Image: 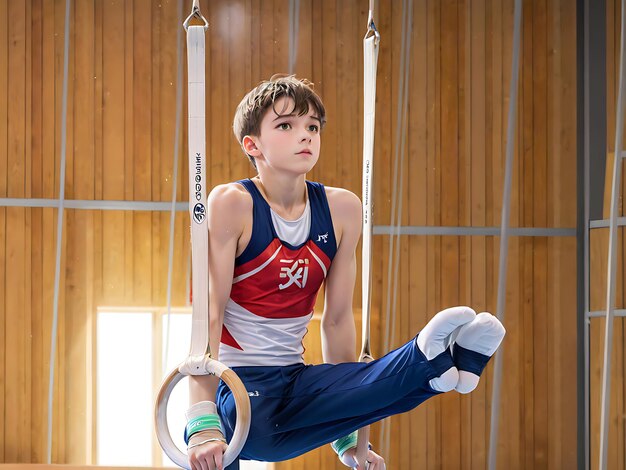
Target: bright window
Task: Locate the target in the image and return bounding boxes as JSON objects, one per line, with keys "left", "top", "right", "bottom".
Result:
{"left": 97, "top": 312, "right": 153, "bottom": 466}
{"left": 161, "top": 312, "right": 191, "bottom": 467}
{"left": 96, "top": 308, "right": 268, "bottom": 469}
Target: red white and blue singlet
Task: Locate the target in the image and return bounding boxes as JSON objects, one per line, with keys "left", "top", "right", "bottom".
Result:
{"left": 218, "top": 179, "right": 337, "bottom": 367}
{"left": 213, "top": 183, "right": 468, "bottom": 468}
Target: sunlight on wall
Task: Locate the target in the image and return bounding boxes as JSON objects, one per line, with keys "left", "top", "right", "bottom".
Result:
{"left": 97, "top": 312, "right": 153, "bottom": 466}
{"left": 97, "top": 310, "right": 267, "bottom": 469}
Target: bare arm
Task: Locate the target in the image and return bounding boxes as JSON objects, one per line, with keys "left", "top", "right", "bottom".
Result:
{"left": 323, "top": 189, "right": 386, "bottom": 468}
{"left": 321, "top": 188, "right": 363, "bottom": 364}
{"left": 189, "top": 183, "right": 249, "bottom": 405}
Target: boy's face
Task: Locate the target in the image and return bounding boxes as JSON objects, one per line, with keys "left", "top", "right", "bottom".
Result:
{"left": 245, "top": 97, "right": 321, "bottom": 175}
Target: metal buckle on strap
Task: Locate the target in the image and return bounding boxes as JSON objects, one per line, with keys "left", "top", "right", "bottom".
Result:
{"left": 183, "top": 0, "right": 209, "bottom": 31}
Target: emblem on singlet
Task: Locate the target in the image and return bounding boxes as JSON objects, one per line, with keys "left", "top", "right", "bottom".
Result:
{"left": 279, "top": 259, "right": 310, "bottom": 289}
{"left": 316, "top": 232, "right": 329, "bottom": 243}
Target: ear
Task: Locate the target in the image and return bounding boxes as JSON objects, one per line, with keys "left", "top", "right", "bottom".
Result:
{"left": 242, "top": 135, "right": 262, "bottom": 158}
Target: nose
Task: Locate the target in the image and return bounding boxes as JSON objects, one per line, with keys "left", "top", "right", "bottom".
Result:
{"left": 300, "top": 132, "right": 312, "bottom": 143}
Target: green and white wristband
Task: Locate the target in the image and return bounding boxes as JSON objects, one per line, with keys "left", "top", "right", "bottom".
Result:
{"left": 331, "top": 431, "right": 358, "bottom": 459}
{"left": 184, "top": 401, "right": 224, "bottom": 444}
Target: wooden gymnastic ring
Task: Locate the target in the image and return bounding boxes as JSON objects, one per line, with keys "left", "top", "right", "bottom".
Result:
{"left": 155, "top": 358, "right": 251, "bottom": 469}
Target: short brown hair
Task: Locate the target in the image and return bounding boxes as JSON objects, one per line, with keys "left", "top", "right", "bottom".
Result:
{"left": 233, "top": 74, "right": 327, "bottom": 169}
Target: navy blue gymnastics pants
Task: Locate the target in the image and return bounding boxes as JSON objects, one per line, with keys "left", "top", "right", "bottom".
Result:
{"left": 214, "top": 335, "right": 455, "bottom": 469}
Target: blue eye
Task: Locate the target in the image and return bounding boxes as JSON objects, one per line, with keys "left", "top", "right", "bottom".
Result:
{"left": 309, "top": 125, "right": 319, "bottom": 132}
{"left": 278, "top": 123, "right": 291, "bottom": 130}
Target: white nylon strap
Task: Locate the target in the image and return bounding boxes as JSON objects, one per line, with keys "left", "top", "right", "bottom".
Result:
{"left": 187, "top": 25, "right": 211, "bottom": 358}
{"left": 355, "top": 17, "right": 380, "bottom": 470}
{"left": 155, "top": 12, "right": 250, "bottom": 470}
{"left": 359, "top": 24, "right": 379, "bottom": 364}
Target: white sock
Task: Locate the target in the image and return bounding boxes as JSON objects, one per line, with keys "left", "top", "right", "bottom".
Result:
{"left": 429, "top": 367, "right": 460, "bottom": 393}
{"left": 417, "top": 306, "right": 476, "bottom": 392}
{"left": 453, "top": 312, "right": 506, "bottom": 394}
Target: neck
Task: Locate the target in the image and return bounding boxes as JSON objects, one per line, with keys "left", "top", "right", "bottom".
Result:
{"left": 253, "top": 170, "right": 307, "bottom": 215}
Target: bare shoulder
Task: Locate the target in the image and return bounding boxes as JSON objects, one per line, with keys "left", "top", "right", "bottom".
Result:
{"left": 324, "top": 187, "right": 362, "bottom": 247}
{"left": 207, "top": 183, "right": 252, "bottom": 237}
{"left": 325, "top": 186, "right": 362, "bottom": 216}
{"left": 208, "top": 182, "right": 251, "bottom": 214}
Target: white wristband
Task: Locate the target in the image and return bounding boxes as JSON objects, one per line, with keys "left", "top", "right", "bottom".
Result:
{"left": 187, "top": 437, "right": 227, "bottom": 450}
{"left": 186, "top": 400, "right": 218, "bottom": 421}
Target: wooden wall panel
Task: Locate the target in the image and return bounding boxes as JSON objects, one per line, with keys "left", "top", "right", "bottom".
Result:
{"left": 589, "top": 0, "right": 626, "bottom": 469}
{"left": 0, "top": 0, "right": 7, "bottom": 460}
{"left": 589, "top": 317, "right": 626, "bottom": 470}
{"left": 605, "top": 0, "right": 626, "bottom": 240}
{"left": 590, "top": 227, "right": 626, "bottom": 470}
{"left": 0, "top": 0, "right": 577, "bottom": 468}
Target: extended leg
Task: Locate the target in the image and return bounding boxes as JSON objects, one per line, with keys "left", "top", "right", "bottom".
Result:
{"left": 217, "top": 306, "right": 477, "bottom": 462}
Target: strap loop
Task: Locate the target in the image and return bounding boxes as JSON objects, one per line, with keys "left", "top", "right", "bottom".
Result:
{"left": 365, "top": 0, "right": 380, "bottom": 43}
{"left": 183, "top": 0, "right": 209, "bottom": 31}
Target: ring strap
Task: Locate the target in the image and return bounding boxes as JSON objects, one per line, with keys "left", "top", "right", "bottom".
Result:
{"left": 186, "top": 24, "right": 211, "bottom": 359}
{"left": 356, "top": 16, "right": 381, "bottom": 470}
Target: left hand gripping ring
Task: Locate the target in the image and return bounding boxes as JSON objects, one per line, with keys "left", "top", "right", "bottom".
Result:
{"left": 155, "top": 357, "right": 251, "bottom": 469}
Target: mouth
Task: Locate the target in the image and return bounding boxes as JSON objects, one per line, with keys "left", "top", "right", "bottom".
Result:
{"left": 297, "top": 150, "right": 312, "bottom": 156}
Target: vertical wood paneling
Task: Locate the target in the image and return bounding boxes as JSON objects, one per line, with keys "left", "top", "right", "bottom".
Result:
{"left": 0, "top": 0, "right": 7, "bottom": 459}
{"left": 6, "top": 0, "right": 28, "bottom": 462}
{"left": 132, "top": 0, "right": 152, "bottom": 306}
{"left": 28, "top": 6, "right": 44, "bottom": 460}
{"left": 228, "top": 1, "right": 249, "bottom": 182}
{"left": 590, "top": 0, "right": 626, "bottom": 468}
{"left": 589, "top": 316, "right": 626, "bottom": 470}
{"left": 590, "top": 233, "right": 626, "bottom": 469}
{"left": 154, "top": 0, "right": 174, "bottom": 307}
{"left": 467, "top": 0, "right": 489, "bottom": 467}
{"left": 0, "top": 206, "right": 5, "bottom": 462}
{"left": 0, "top": 0, "right": 7, "bottom": 200}
{"left": 208, "top": 1, "right": 227, "bottom": 189}
{"left": 29, "top": 0, "right": 45, "bottom": 457}
{"left": 41, "top": 0, "right": 54, "bottom": 201}
{"left": 101, "top": 0, "right": 125, "bottom": 305}
{"left": 440, "top": 1, "right": 462, "bottom": 467}
{"left": 316, "top": 0, "right": 337, "bottom": 190}
{"left": 408, "top": 1, "right": 429, "bottom": 465}
{"left": 65, "top": 1, "right": 95, "bottom": 461}
{"left": 0, "top": 0, "right": 577, "bottom": 468}
{"left": 6, "top": 208, "right": 28, "bottom": 461}
{"left": 534, "top": 0, "right": 549, "bottom": 466}
{"left": 428, "top": 3, "right": 443, "bottom": 466}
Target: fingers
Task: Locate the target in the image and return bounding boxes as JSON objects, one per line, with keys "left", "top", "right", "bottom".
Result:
{"left": 189, "top": 456, "right": 219, "bottom": 470}
{"left": 188, "top": 443, "right": 227, "bottom": 470}
{"left": 188, "top": 455, "right": 208, "bottom": 470}
{"left": 364, "top": 449, "right": 386, "bottom": 470}
{"left": 340, "top": 445, "right": 385, "bottom": 470}
{"left": 214, "top": 450, "right": 225, "bottom": 470}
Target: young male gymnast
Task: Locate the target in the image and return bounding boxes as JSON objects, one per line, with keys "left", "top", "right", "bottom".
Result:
{"left": 184, "top": 75, "right": 506, "bottom": 470}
